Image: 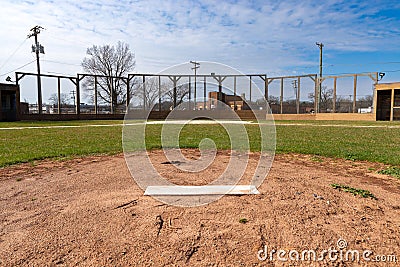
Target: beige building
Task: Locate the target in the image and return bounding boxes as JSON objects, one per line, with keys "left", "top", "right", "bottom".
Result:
{"left": 374, "top": 82, "right": 400, "bottom": 121}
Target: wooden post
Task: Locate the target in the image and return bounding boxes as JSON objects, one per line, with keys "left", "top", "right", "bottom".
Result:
{"left": 210, "top": 75, "right": 227, "bottom": 110}
{"left": 372, "top": 73, "right": 378, "bottom": 118}
{"left": 234, "top": 76, "right": 237, "bottom": 96}
{"left": 373, "top": 85, "right": 378, "bottom": 120}
{"left": 234, "top": 76, "right": 237, "bottom": 110}
{"left": 390, "top": 89, "right": 395, "bottom": 121}
{"left": 194, "top": 76, "right": 197, "bottom": 110}
{"left": 353, "top": 75, "right": 357, "bottom": 113}
{"left": 173, "top": 76, "right": 177, "bottom": 108}
{"left": 280, "top": 77, "right": 283, "bottom": 114}
{"left": 143, "top": 76, "right": 146, "bottom": 111}
{"left": 333, "top": 77, "right": 337, "bottom": 113}
{"left": 314, "top": 75, "right": 318, "bottom": 113}
{"left": 167, "top": 76, "right": 181, "bottom": 109}
{"left": 188, "top": 76, "right": 191, "bottom": 110}
{"left": 296, "top": 77, "right": 300, "bottom": 114}
{"left": 15, "top": 73, "right": 19, "bottom": 88}
{"left": 57, "top": 77, "right": 61, "bottom": 114}
{"left": 94, "top": 76, "right": 98, "bottom": 114}
{"left": 15, "top": 73, "right": 20, "bottom": 117}
{"left": 76, "top": 75, "right": 80, "bottom": 115}
{"left": 265, "top": 75, "right": 268, "bottom": 102}
{"left": 249, "top": 76, "right": 252, "bottom": 103}
{"left": 125, "top": 77, "right": 129, "bottom": 113}
{"left": 110, "top": 77, "right": 115, "bottom": 115}
{"left": 204, "top": 76, "right": 207, "bottom": 110}
{"left": 16, "top": 85, "right": 21, "bottom": 120}
{"left": 158, "top": 76, "right": 162, "bottom": 111}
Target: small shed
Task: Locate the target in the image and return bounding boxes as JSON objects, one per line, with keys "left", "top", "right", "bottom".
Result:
{"left": 0, "top": 83, "right": 20, "bottom": 121}
{"left": 374, "top": 82, "right": 400, "bottom": 121}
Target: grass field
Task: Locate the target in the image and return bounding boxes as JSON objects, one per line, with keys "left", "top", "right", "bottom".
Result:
{"left": 1, "top": 120, "right": 400, "bottom": 167}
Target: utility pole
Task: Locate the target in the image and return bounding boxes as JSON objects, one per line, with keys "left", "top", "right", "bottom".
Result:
{"left": 190, "top": 61, "right": 200, "bottom": 110}
{"left": 316, "top": 42, "right": 324, "bottom": 113}
{"left": 28, "top": 26, "right": 45, "bottom": 114}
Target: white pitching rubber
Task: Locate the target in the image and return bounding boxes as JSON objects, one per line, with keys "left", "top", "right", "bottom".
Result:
{"left": 144, "top": 185, "right": 259, "bottom": 196}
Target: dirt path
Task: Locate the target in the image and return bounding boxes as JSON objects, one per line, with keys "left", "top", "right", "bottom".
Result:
{"left": 1, "top": 151, "right": 399, "bottom": 266}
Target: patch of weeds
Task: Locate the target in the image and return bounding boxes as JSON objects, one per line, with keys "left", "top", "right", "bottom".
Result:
{"left": 311, "top": 156, "right": 323, "bottom": 162}
{"left": 345, "top": 153, "right": 358, "bottom": 161}
{"left": 378, "top": 167, "right": 400, "bottom": 179}
{"left": 367, "top": 167, "right": 376, "bottom": 171}
{"left": 16, "top": 177, "right": 23, "bottom": 182}
{"left": 239, "top": 218, "right": 248, "bottom": 224}
{"left": 331, "top": 184, "right": 377, "bottom": 200}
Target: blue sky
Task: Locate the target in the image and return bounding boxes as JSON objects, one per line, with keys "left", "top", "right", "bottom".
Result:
{"left": 1, "top": 0, "right": 400, "bottom": 102}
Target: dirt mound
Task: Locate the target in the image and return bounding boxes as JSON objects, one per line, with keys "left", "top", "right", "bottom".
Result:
{"left": 1, "top": 151, "right": 399, "bottom": 266}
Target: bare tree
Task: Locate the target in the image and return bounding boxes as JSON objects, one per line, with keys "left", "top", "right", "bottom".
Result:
{"left": 335, "top": 96, "right": 354, "bottom": 113}
{"left": 48, "top": 93, "right": 70, "bottom": 106}
{"left": 132, "top": 79, "right": 190, "bottom": 110}
{"left": 309, "top": 86, "right": 333, "bottom": 112}
{"left": 164, "top": 83, "right": 190, "bottom": 108}
{"left": 267, "top": 95, "right": 280, "bottom": 105}
{"left": 132, "top": 77, "right": 164, "bottom": 110}
{"left": 358, "top": 95, "right": 373, "bottom": 108}
{"left": 81, "top": 41, "right": 135, "bottom": 111}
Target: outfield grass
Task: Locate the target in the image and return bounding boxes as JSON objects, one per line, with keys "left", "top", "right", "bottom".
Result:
{"left": 274, "top": 120, "right": 400, "bottom": 126}
{"left": 0, "top": 120, "right": 124, "bottom": 128}
{"left": 1, "top": 126, "right": 122, "bottom": 166}
{"left": 1, "top": 120, "right": 400, "bottom": 167}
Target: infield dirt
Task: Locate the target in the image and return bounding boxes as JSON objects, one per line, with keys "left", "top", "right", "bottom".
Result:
{"left": 1, "top": 150, "right": 399, "bottom": 266}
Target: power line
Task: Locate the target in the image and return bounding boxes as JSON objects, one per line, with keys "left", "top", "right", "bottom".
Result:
{"left": 277, "top": 61, "right": 400, "bottom": 75}
{"left": 0, "top": 60, "right": 36, "bottom": 77}
{"left": 324, "top": 61, "right": 400, "bottom": 67}
{"left": 0, "top": 38, "right": 28, "bottom": 71}
{"left": 323, "top": 69, "right": 400, "bottom": 76}
{"left": 45, "top": 71, "right": 77, "bottom": 76}
{"left": 275, "top": 66, "right": 400, "bottom": 77}
{"left": 380, "top": 69, "right": 400, "bottom": 73}
{"left": 42, "top": 59, "right": 81, "bottom": 67}
{"left": 45, "top": 30, "right": 90, "bottom": 47}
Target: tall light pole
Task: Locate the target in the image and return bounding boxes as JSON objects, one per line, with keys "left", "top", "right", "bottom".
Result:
{"left": 316, "top": 42, "right": 324, "bottom": 113}
{"left": 190, "top": 61, "right": 200, "bottom": 110}
{"left": 28, "top": 26, "right": 45, "bottom": 114}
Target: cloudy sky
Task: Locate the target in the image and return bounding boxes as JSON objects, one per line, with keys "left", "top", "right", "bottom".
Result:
{"left": 1, "top": 0, "right": 400, "bottom": 101}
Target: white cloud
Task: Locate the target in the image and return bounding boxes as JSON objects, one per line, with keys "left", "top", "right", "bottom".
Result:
{"left": 0, "top": 0, "right": 399, "bottom": 99}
